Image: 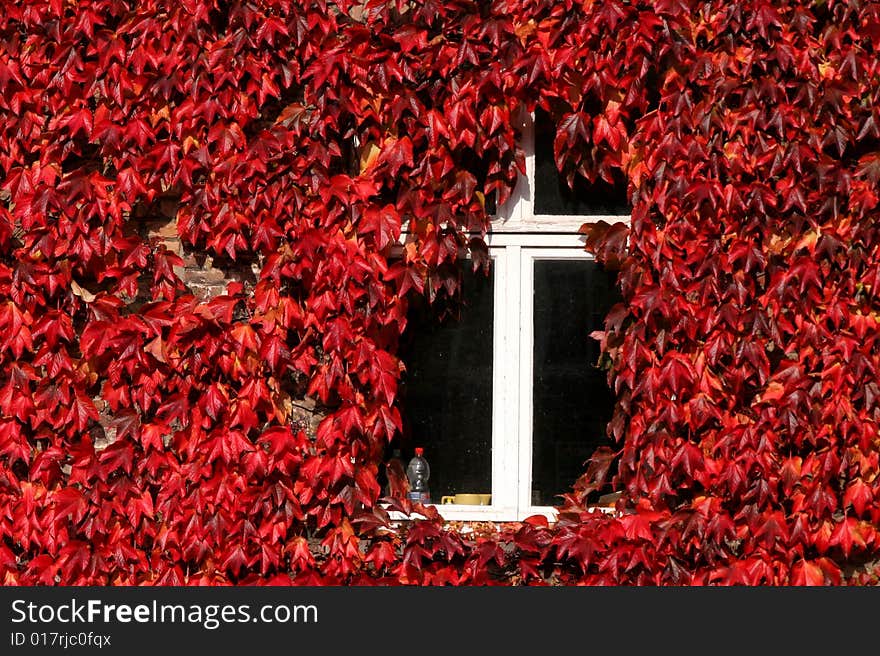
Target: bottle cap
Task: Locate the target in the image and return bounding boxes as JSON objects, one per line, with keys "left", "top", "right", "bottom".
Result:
{"left": 415, "top": 447, "right": 424, "bottom": 456}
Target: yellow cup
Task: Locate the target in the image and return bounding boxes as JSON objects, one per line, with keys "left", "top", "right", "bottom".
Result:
{"left": 441, "top": 493, "right": 490, "bottom": 505}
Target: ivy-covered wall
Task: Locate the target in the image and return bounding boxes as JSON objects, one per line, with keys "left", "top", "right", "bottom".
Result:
{"left": 2, "top": 0, "right": 879, "bottom": 585}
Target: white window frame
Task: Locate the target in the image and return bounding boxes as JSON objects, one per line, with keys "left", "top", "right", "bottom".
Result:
{"left": 398, "top": 112, "right": 629, "bottom": 522}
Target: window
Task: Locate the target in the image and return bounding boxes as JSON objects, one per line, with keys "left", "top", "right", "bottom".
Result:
{"left": 398, "top": 264, "right": 495, "bottom": 505}
{"left": 396, "top": 111, "right": 629, "bottom": 521}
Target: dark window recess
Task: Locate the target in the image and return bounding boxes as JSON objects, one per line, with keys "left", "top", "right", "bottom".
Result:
{"left": 534, "top": 108, "right": 630, "bottom": 216}
{"left": 531, "top": 259, "right": 619, "bottom": 506}
{"left": 457, "top": 147, "right": 497, "bottom": 215}
{"left": 395, "top": 263, "right": 494, "bottom": 501}
{"left": 485, "top": 190, "right": 497, "bottom": 215}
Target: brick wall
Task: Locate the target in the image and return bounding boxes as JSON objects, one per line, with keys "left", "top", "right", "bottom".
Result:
{"left": 136, "top": 193, "right": 260, "bottom": 301}
{"left": 87, "top": 197, "right": 327, "bottom": 450}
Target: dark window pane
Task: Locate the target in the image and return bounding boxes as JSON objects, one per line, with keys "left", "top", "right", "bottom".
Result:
{"left": 534, "top": 108, "right": 630, "bottom": 215}
{"left": 396, "top": 264, "right": 493, "bottom": 502}
{"left": 485, "top": 191, "right": 497, "bottom": 216}
{"left": 531, "top": 259, "right": 619, "bottom": 506}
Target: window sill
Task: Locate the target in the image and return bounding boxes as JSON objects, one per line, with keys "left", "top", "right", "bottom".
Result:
{"left": 385, "top": 504, "right": 616, "bottom": 524}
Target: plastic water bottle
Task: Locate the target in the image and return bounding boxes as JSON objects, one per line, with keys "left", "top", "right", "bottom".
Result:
{"left": 406, "top": 447, "right": 431, "bottom": 504}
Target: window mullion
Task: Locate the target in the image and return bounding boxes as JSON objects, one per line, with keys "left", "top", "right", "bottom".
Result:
{"left": 492, "top": 245, "right": 520, "bottom": 515}
{"left": 516, "top": 247, "right": 534, "bottom": 517}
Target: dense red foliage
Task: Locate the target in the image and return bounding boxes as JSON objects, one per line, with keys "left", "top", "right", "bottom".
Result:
{"left": 2, "top": 0, "right": 879, "bottom": 585}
